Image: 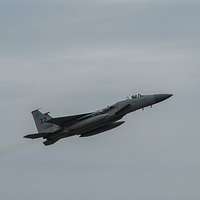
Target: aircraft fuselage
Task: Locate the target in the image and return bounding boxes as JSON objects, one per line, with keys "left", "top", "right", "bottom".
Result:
{"left": 24, "top": 93, "right": 173, "bottom": 145}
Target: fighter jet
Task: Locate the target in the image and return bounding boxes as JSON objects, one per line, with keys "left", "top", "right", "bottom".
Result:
{"left": 24, "top": 93, "right": 173, "bottom": 146}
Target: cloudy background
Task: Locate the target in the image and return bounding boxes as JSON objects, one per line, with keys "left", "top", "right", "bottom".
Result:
{"left": 0, "top": 0, "right": 200, "bottom": 199}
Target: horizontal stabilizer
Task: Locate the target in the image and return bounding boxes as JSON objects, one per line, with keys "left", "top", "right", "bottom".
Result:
{"left": 24, "top": 132, "right": 50, "bottom": 139}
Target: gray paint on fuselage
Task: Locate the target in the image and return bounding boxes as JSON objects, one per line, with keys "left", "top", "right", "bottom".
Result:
{"left": 24, "top": 94, "right": 173, "bottom": 145}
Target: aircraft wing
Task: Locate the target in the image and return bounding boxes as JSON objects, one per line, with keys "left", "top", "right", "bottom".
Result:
{"left": 47, "top": 113, "right": 93, "bottom": 127}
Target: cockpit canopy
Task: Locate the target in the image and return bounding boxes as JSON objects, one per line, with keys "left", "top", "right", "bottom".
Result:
{"left": 130, "top": 93, "right": 144, "bottom": 99}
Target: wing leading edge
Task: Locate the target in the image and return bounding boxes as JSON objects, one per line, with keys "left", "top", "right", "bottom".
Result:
{"left": 47, "top": 113, "right": 93, "bottom": 127}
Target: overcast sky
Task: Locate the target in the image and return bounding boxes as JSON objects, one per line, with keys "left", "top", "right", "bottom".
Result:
{"left": 0, "top": 0, "right": 200, "bottom": 199}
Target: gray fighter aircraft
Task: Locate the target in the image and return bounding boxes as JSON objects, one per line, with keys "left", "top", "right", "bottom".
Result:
{"left": 24, "top": 93, "right": 173, "bottom": 145}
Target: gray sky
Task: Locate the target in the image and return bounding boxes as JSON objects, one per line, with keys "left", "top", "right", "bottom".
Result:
{"left": 0, "top": 0, "right": 200, "bottom": 199}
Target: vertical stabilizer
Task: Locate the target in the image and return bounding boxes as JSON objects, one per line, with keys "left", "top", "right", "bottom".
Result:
{"left": 32, "top": 110, "right": 60, "bottom": 133}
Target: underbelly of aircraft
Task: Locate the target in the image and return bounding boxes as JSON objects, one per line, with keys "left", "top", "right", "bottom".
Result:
{"left": 67, "top": 114, "right": 112, "bottom": 133}
{"left": 80, "top": 121, "right": 125, "bottom": 137}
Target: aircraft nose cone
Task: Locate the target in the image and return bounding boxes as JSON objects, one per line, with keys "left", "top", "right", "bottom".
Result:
{"left": 154, "top": 94, "right": 173, "bottom": 104}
